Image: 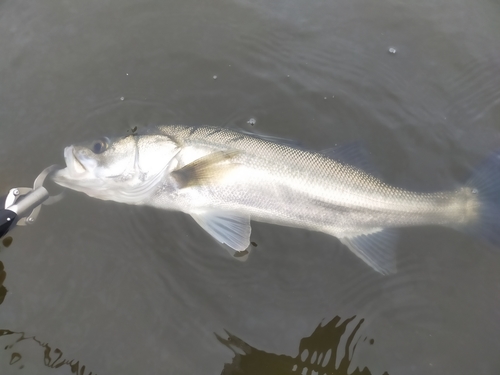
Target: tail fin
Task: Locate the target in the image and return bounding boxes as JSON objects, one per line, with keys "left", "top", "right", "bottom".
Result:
{"left": 465, "top": 151, "right": 500, "bottom": 246}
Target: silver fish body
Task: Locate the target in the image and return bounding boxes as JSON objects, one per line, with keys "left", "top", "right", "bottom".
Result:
{"left": 52, "top": 125, "right": 491, "bottom": 274}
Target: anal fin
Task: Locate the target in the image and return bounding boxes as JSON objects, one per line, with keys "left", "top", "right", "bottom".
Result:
{"left": 339, "top": 228, "right": 398, "bottom": 275}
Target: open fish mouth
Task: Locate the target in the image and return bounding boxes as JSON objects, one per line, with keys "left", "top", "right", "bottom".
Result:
{"left": 71, "top": 147, "right": 87, "bottom": 173}
{"left": 51, "top": 146, "right": 91, "bottom": 187}
{"left": 51, "top": 146, "right": 107, "bottom": 194}
{"left": 63, "top": 146, "right": 88, "bottom": 175}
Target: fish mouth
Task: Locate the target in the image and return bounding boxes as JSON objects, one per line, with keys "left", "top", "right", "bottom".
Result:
{"left": 52, "top": 146, "right": 104, "bottom": 192}
{"left": 63, "top": 146, "right": 87, "bottom": 175}
{"left": 72, "top": 147, "right": 87, "bottom": 173}
{"left": 51, "top": 146, "right": 89, "bottom": 186}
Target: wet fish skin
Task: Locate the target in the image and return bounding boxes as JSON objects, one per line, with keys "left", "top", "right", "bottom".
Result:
{"left": 52, "top": 125, "right": 493, "bottom": 274}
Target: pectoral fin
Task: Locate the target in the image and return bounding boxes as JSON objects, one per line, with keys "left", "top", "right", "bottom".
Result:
{"left": 339, "top": 228, "right": 398, "bottom": 275}
{"left": 191, "top": 210, "right": 251, "bottom": 251}
{"left": 171, "top": 151, "right": 240, "bottom": 188}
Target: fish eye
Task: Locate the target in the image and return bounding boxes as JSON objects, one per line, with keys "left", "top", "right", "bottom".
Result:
{"left": 91, "top": 137, "right": 110, "bottom": 154}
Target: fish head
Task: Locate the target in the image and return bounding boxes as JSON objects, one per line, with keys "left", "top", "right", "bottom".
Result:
{"left": 52, "top": 134, "right": 180, "bottom": 203}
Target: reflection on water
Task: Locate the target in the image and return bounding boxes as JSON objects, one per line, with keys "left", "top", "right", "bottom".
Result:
{"left": 1, "top": 257, "right": 372, "bottom": 375}
{"left": 0, "top": 330, "right": 95, "bottom": 375}
{"left": 0, "top": 262, "right": 94, "bottom": 374}
{"left": 0, "top": 261, "right": 382, "bottom": 375}
{"left": 2, "top": 237, "right": 13, "bottom": 248}
{"left": 0, "top": 317, "right": 385, "bottom": 375}
{"left": 0, "top": 261, "right": 6, "bottom": 305}
{"left": 217, "top": 315, "right": 388, "bottom": 375}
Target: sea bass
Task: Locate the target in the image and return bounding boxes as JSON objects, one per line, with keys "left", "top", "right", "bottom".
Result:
{"left": 52, "top": 125, "right": 499, "bottom": 274}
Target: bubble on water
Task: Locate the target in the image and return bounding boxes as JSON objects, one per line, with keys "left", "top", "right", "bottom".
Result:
{"left": 324, "top": 97, "right": 327, "bottom": 100}
{"left": 388, "top": 47, "right": 397, "bottom": 54}
{"left": 213, "top": 75, "right": 218, "bottom": 80}
{"left": 247, "top": 118, "right": 256, "bottom": 126}
{"left": 287, "top": 74, "right": 290, "bottom": 77}
{"left": 120, "top": 97, "right": 124, "bottom": 101}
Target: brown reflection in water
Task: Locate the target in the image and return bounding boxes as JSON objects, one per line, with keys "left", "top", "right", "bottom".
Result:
{"left": 0, "top": 330, "right": 96, "bottom": 374}
{"left": 2, "top": 236, "right": 13, "bottom": 248}
{"left": 0, "top": 262, "right": 95, "bottom": 374}
{"left": 0, "top": 259, "right": 384, "bottom": 374}
{"left": 217, "top": 315, "right": 388, "bottom": 375}
{"left": 0, "top": 237, "right": 13, "bottom": 304}
{"left": 0, "top": 261, "right": 7, "bottom": 305}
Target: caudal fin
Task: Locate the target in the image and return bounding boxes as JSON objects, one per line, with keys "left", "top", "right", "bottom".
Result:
{"left": 465, "top": 151, "right": 500, "bottom": 246}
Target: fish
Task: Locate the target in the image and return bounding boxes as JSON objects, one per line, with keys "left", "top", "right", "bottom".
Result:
{"left": 51, "top": 125, "right": 500, "bottom": 274}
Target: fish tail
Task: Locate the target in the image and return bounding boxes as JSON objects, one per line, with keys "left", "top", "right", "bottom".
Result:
{"left": 464, "top": 151, "right": 500, "bottom": 246}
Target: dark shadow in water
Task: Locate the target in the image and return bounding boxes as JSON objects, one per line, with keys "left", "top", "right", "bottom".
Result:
{"left": 2, "top": 236, "right": 13, "bottom": 248}
{"left": 0, "top": 260, "right": 385, "bottom": 375}
{"left": 0, "top": 329, "right": 96, "bottom": 374}
{"left": 0, "top": 261, "right": 95, "bottom": 374}
{"left": 217, "top": 315, "right": 388, "bottom": 375}
{"left": 0, "top": 261, "right": 7, "bottom": 305}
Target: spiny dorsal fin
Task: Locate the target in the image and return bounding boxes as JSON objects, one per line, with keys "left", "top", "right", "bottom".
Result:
{"left": 171, "top": 150, "right": 240, "bottom": 188}
{"left": 238, "top": 129, "right": 303, "bottom": 147}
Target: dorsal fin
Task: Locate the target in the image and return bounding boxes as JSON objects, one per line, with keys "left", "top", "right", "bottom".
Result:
{"left": 237, "top": 129, "right": 302, "bottom": 147}
{"left": 322, "top": 142, "right": 379, "bottom": 177}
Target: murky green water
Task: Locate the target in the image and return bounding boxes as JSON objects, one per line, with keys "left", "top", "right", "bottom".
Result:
{"left": 1, "top": 0, "right": 499, "bottom": 374}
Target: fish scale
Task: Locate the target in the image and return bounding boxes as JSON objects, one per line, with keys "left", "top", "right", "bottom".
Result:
{"left": 154, "top": 125, "right": 473, "bottom": 227}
